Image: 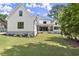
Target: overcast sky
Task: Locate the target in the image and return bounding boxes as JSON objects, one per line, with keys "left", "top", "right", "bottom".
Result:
{"left": 0, "top": 3, "right": 67, "bottom": 18}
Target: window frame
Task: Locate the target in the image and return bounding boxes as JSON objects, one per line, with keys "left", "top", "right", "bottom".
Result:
{"left": 19, "top": 10, "right": 23, "bottom": 16}
{"left": 43, "top": 21, "right": 47, "bottom": 24}
{"left": 55, "top": 22, "right": 57, "bottom": 25}
{"left": 54, "top": 26, "right": 60, "bottom": 30}
{"left": 17, "top": 22, "right": 24, "bottom": 29}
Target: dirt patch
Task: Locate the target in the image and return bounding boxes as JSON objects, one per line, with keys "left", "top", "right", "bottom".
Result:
{"left": 64, "top": 39, "right": 79, "bottom": 48}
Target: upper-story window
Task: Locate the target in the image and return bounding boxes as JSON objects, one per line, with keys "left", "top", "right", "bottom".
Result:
{"left": 43, "top": 21, "right": 47, "bottom": 24}
{"left": 19, "top": 10, "right": 23, "bottom": 16}
{"left": 55, "top": 22, "right": 57, "bottom": 25}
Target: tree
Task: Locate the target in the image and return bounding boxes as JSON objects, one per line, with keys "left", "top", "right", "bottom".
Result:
{"left": 0, "top": 14, "right": 7, "bottom": 28}
{"left": 48, "top": 4, "right": 65, "bottom": 35}
{"left": 48, "top": 5, "right": 65, "bottom": 20}
{"left": 58, "top": 3, "right": 79, "bottom": 40}
{"left": 0, "top": 14, "right": 7, "bottom": 21}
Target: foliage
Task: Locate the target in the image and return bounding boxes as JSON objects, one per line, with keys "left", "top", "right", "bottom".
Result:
{"left": 48, "top": 3, "right": 79, "bottom": 40}
{"left": 58, "top": 3, "right": 79, "bottom": 39}
{"left": 48, "top": 5, "right": 65, "bottom": 20}
{"left": 0, "top": 14, "right": 7, "bottom": 21}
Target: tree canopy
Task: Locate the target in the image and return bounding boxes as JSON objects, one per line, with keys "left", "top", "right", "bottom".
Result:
{"left": 48, "top": 4, "right": 65, "bottom": 20}
{"left": 48, "top": 3, "right": 79, "bottom": 40}
{"left": 0, "top": 14, "right": 7, "bottom": 21}
{"left": 58, "top": 3, "right": 79, "bottom": 40}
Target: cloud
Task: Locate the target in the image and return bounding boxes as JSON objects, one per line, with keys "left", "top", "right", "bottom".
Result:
{"left": 26, "top": 3, "right": 52, "bottom": 11}
{"left": 0, "top": 4, "right": 3, "bottom": 9}
{"left": 0, "top": 3, "right": 51, "bottom": 17}
{"left": 0, "top": 11, "right": 9, "bottom": 15}
{"left": 26, "top": 3, "right": 51, "bottom": 8}
{"left": 26, "top": 3, "right": 39, "bottom": 8}
{"left": 31, "top": 3, "right": 37, "bottom": 8}
{"left": 2, "top": 5, "right": 13, "bottom": 11}
{"left": 37, "top": 12, "right": 41, "bottom": 15}
{"left": 27, "top": 9, "right": 31, "bottom": 12}
{"left": 41, "top": 3, "right": 50, "bottom": 8}
{"left": 46, "top": 5, "right": 52, "bottom": 11}
{"left": 0, "top": 4, "right": 13, "bottom": 15}
{"left": 41, "top": 3, "right": 52, "bottom": 11}
{"left": 0, "top": 3, "right": 11, "bottom": 5}
{"left": 26, "top": 3, "right": 32, "bottom": 7}
{"left": 43, "top": 13, "right": 47, "bottom": 17}
{"left": 26, "top": 3, "right": 51, "bottom": 17}
{"left": 27, "top": 9, "right": 34, "bottom": 14}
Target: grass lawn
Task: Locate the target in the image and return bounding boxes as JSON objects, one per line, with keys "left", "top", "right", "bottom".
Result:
{"left": 0, "top": 32, "right": 79, "bottom": 56}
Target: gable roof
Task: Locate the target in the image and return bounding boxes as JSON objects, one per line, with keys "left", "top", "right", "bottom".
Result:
{"left": 36, "top": 15, "right": 51, "bottom": 20}
{"left": 6, "top": 4, "right": 36, "bottom": 20}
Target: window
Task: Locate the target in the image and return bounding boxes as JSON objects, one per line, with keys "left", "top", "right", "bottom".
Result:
{"left": 54, "top": 27, "right": 60, "bottom": 30}
{"left": 19, "top": 10, "right": 23, "bottom": 16}
{"left": 55, "top": 22, "right": 57, "bottom": 25}
{"left": 17, "top": 22, "right": 24, "bottom": 29}
{"left": 43, "top": 21, "right": 46, "bottom": 24}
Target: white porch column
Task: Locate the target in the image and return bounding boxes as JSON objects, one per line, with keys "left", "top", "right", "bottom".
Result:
{"left": 48, "top": 25, "right": 50, "bottom": 32}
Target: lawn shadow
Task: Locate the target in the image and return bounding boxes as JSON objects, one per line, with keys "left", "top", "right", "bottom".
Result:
{"left": 45, "top": 36, "right": 79, "bottom": 56}
{"left": 46, "top": 36, "right": 73, "bottom": 48}
{"left": 0, "top": 42, "right": 74, "bottom": 56}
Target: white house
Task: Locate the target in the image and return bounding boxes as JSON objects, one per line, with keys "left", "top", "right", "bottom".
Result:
{"left": 37, "top": 17, "right": 51, "bottom": 32}
{"left": 37, "top": 17, "right": 61, "bottom": 34}
{"left": 6, "top": 4, "right": 37, "bottom": 36}
{"left": 50, "top": 20, "right": 61, "bottom": 34}
{"left": 5, "top": 4, "right": 61, "bottom": 36}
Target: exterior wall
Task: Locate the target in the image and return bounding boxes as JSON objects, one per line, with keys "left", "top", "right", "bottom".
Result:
{"left": 37, "top": 19, "right": 61, "bottom": 33}
{"left": 52, "top": 20, "right": 61, "bottom": 33}
{"left": 37, "top": 19, "right": 51, "bottom": 32}
{"left": 53, "top": 26, "right": 61, "bottom": 33}
{"left": 37, "top": 20, "right": 51, "bottom": 26}
{"left": 7, "top": 5, "right": 37, "bottom": 36}
{"left": 7, "top": 31, "right": 34, "bottom": 36}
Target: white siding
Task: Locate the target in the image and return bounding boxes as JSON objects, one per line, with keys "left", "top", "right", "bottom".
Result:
{"left": 52, "top": 20, "right": 61, "bottom": 33}
{"left": 7, "top": 5, "right": 35, "bottom": 32}
{"left": 38, "top": 20, "right": 51, "bottom": 25}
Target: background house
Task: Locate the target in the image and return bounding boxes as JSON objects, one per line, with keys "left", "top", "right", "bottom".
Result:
{"left": 37, "top": 16, "right": 61, "bottom": 34}
{"left": 37, "top": 16, "right": 51, "bottom": 33}
{"left": 50, "top": 20, "right": 61, "bottom": 34}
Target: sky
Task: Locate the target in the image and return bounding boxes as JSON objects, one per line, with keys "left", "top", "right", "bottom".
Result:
{"left": 0, "top": 3, "right": 67, "bottom": 19}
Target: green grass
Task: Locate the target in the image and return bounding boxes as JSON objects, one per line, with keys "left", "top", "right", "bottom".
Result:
{"left": 0, "top": 32, "right": 79, "bottom": 56}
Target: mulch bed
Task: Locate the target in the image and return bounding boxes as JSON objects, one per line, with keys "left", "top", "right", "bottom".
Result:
{"left": 64, "top": 38, "right": 79, "bottom": 48}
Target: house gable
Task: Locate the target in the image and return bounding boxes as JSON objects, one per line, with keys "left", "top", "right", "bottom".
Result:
{"left": 7, "top": 4, "right": 36, "bottom": 32}
{"left": 6, "top": 4, "right": 35, "bottom": 21}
